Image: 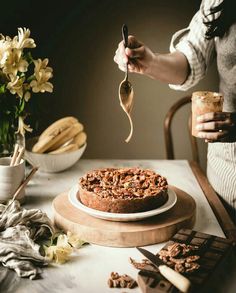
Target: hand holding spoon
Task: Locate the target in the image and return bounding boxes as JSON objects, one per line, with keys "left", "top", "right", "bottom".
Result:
{"left": 119, "top": 24, "right": 134, "bottom": 143}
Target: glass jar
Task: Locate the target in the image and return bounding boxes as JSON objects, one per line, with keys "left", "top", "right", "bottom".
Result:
{"left": 0, "top": 92, "right": 26, "bottom": 157}
{"left": 191, "top": 91, "right": 224, "bottom": 137}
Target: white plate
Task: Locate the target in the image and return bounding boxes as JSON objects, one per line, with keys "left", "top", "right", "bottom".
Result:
{"left": 68, "top": 185, "right": 177, "bottom": 222}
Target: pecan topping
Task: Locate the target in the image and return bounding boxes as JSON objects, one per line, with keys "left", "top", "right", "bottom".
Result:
{"left": 80, "top": 167, "right": 168, "bottom": 199}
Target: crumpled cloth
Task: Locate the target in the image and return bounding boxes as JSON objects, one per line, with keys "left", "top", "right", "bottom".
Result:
{"left": 0, "top": 200, "right": 54, "bottom": 279}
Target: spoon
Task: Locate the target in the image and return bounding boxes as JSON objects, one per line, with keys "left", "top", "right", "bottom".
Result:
{"left": 119, "top": 24, "right": 134, "bottom": 143}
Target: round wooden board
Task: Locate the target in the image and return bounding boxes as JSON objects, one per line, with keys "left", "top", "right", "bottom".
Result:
{"left": 52, "top": 186, "right": 196, "bottom": 247}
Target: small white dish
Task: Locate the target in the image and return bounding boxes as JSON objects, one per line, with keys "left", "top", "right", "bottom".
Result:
{"left": 68, "top": 185, "right": 177, "bottom": 222}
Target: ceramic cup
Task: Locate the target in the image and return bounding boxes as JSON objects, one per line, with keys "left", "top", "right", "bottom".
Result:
{"left": 0, "top": 157, "right": 25, "bottom": 203}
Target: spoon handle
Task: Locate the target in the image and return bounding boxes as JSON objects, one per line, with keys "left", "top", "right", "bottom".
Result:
{"left": 122, "top": 24, "right": 128, "bottom": 47}
{"left": 122, "top": 24, "right": 129, "bottom": 80}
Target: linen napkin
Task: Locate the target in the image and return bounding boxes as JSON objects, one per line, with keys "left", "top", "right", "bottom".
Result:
{"left": 0, "top": 200, "right": 54, "bottom": 279}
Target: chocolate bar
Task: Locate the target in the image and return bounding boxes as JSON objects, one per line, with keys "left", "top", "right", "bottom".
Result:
{"left": 137, "top": 229, "right": 233, "bottom": 292}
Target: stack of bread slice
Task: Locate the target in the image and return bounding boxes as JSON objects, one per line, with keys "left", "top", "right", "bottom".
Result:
{"left": 32, "top": 116, "right": 87, "bottom": 154}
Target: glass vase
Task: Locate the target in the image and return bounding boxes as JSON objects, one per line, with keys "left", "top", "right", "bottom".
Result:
{"left": 0, "top": 119, "right": 17, "bottom": 157}
{"left": 0, "top": 119, "right": 25, "bottom": 158}
{"left": 0, "top": 93, "right": 25, "bottom": 157}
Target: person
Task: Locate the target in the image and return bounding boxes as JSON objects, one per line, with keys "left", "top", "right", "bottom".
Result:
{"left": 114, "top": 0, "right": 236, "bottom": 223}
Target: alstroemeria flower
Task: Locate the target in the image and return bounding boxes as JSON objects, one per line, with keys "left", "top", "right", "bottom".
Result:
{"left": 30, "top": 58, "right": 53, "bottom": 93}
{"left": 45, "top": 245, "right": 73, "bottom": 264}
{"left": 0, "top": 38, "right": 12, "bottom": 68}
{"left": 7, "top": 75, "right": 25, "bottom": 98}
{"left": 16, "top": 116, "right": 32, "bottom": 136}
{"left": 67, "top": 231, "right": 87, "bottom": 249}
{"left": 34, "top": 58, "right": 52, "bottom": 74}
{"left": 24, "top": 91, "right": 31, "bottom": 102}
{"left": 0, "top": 28, "right": 53, "bottom": 145}
{"left": 44, "top": 234, "right": 73, "bottom": 264}
{"left": 2, "top": 48, "right": 28, "bottom": 76}
{"left": 13, "top": 27, "right": 36, "bottom": 49}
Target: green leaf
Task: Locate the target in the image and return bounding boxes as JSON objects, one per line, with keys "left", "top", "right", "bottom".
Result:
{"left": 19, "top": 98, "right": 25, "bottom": 112}
{"left": 27, "top": 75, "right": 35, "bottom": 82}
{"left": 15, "top": 98, "right": 25, "bottom": 117}
{"left": 0, "top": 84, "right": 6, "bottom": 94}
{"left": 24, "top": 51, "right": 34, "bottom": 64}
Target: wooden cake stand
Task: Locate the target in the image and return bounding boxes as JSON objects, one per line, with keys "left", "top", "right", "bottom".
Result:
{"left": 52, "top": 186, "right": 196, "bottom": 247}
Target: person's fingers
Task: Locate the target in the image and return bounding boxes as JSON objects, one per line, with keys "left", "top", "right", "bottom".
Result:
{"left": 125, "top": 46, "right": 145, "bottom": 59}
{"left": 128, "top": 35, "right": 143, "bottom": 48}
{"left": 117, "top": 35, "right": 143, "bottom": 60}
{"left": 197, "top": 130, "right": 228, "bottom": 141}
{"left": 128, "top": 63, "right": 135, "bottom": 71}
{"left": 196, "top": 120, "right": 234, "bottom": 131}
{"left": 197, "top": 112, "right": 231, "bottom": 123}
{"left": 113, "top": 55, "right": 118, "bottom": 63}
{"left": 114, "top": 41, "right": 128, "bottom": 65}
{"left": 114, "top": 35, "right": 145, "bottom": 73}
{"left": 118, "top": 63, "right": 127, "bottom": 72}
{"left": 114, "top": 53, "right": 127, "bottom": 67}
{"left": 127, "top": 59, "right": 142, "bottom": 73}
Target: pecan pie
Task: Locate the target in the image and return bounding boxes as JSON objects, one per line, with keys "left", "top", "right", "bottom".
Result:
{"left": 78, "top": 167, "right": 168, "bottom": 213}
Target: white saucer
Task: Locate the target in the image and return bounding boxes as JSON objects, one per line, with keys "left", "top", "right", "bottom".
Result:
{"left": 68, "top": 185, "right": 177, "bottom": 222}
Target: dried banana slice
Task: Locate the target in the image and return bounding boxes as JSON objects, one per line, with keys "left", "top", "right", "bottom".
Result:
{"left": 48, "top": 143, "right": 78, "bottom": 154}
{"left": 72, "top": 131, "right": 87, "bottom": 148}
{"left": 39, "top": 116, "right": 80, "bottom": 140}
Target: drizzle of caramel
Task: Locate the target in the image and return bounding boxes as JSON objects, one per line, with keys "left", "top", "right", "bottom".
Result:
{"left": 119, "top": 80, "right": 134, "bottom": 142}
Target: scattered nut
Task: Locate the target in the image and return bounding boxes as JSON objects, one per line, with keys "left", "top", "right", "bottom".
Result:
{"left": 158, "top": 242, "right": 200, "bottom": 274}
{"left": 107, "top": 272, "right": 137, "bottom": 289}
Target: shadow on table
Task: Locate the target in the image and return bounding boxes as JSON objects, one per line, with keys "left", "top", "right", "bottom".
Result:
{"left": 0, "top": 266, "right": 20, "bottom": 293}
{"left": 25, "top": 194, "right": 55, "bottom": 206}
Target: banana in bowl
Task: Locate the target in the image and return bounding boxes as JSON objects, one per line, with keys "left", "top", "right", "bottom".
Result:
{"left": 25, "top": 117, "right": 87, "bottom": 173}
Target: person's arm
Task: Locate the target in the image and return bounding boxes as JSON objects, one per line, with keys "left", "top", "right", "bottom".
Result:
{"left": 144, "top": 51, "right": 190, "bottom": 84}
{"left": 114, "top": 1, "right": 235, "bottom": 143}
{"left": 114, "top": 2, "right": 216, "bottom": 90}
{"left": 114, "top": 36, "right": 189, "bottom": 85}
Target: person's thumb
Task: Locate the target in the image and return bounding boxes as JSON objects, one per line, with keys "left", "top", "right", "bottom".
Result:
{"left": 125, "top": 46, "right": 145, "bottom": 59}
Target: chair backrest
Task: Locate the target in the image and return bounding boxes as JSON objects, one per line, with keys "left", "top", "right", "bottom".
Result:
{"left": 164, "top": 96, "right": 199, "bottom": 163}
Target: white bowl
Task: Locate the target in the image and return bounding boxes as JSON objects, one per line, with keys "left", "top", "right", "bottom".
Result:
{"left": 25, "top": 137, "right": 87, "bottom": 173}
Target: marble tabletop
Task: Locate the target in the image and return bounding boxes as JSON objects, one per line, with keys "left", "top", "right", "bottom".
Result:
{"left": 1, "top": 159, "right": 235, "bottom": 293}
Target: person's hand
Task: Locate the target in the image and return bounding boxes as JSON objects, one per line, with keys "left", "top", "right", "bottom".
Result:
{"left": 196, "top": 112, "right": 236, "bottom": 142}
{"left": 113, "top": 35, "right": 156, "bottom": 76}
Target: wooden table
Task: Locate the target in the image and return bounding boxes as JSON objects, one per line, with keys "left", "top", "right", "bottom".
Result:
{"left": 1, "top": 159, "right": 236, "bottom": 293}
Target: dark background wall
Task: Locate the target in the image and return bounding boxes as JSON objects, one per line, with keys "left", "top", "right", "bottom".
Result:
{"left": 1, "top": 0, "right": 219, "bottom": 169}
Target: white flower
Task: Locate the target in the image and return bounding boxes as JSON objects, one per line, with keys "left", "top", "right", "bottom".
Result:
{"left": 30, "top": 58, "right": 53, "bottom": 93}
{"left": 2, "top": 48, "right": 28, "bottom": 76}
{"left": 44, "top": 234, "right": 73, "bottom": 264}
{"left": 56, "top": 234, "right": 70, "bottom": 247}
{"left": 13, "top": 27, "right": 36, "bottom": 49}
{"left": 44, "top": 233, "right": 88, "bottom": 264}
{"left": 0, "top": 38, "right": 12, "bottom": 68}
{"left": 45, "top": 245, "right": 73, "bottom": 264}
{"left": 7, "top": 75, "right": 25, "bottom": 98}
{"left": 34, "top": 58, "right": 52, "bottom": 74}
{"left": 24, "top": 91, "right": 31, "bottom": 102}
{"left": 16, "top": 116, "right": 32, "bottom": 136}
{"left": 67, "top": 231, "right": 87, "bottom": 249}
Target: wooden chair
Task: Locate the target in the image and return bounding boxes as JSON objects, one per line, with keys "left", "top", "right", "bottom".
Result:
{"left": 164, "top": 96, "right": 199, "bottom": 163}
